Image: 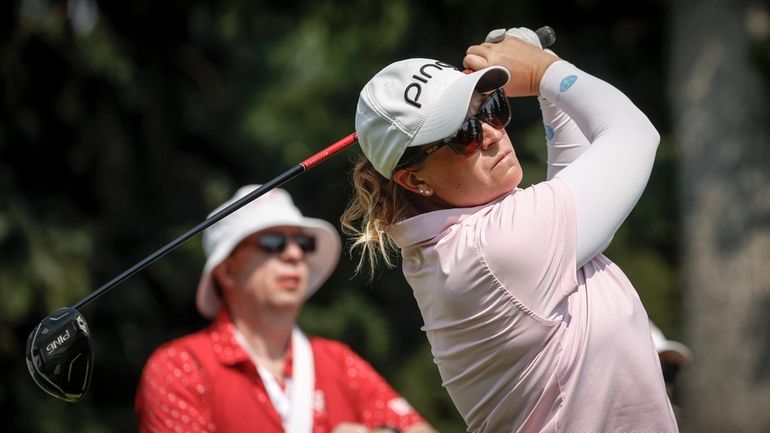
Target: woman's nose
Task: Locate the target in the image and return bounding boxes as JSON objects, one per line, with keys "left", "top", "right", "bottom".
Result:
{"left": 481, "top": 122, "right": 504, "bottom": 150}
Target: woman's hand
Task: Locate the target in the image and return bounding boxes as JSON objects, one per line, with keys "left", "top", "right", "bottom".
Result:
{"left": 464, "top": 35, "right": 559, "bottom": 97}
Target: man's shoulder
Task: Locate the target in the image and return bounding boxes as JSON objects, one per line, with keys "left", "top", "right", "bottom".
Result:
{"left": 146, "top": 327, "right": 213, "bottom": 363}
{"left": 309, "top": 335, "right": 349, "bottom": 350}
{"left": 308, "top": 336, "right": 360, "bottom": 360}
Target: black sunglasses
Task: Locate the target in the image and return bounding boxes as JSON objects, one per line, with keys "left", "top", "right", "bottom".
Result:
{"left": 251, "top": 233, "right": 317, "bottom": 254}
{"left": 396, "top": 88, "right": 511, "bottom": 170}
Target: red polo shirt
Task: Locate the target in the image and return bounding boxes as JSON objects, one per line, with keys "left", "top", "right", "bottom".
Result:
{"left": 135, "top": 311, "right": 425, "bottom": 433}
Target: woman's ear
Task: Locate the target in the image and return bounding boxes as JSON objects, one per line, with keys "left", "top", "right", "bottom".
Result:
{"left": 392, "top": 169, "right": 433, "bottom": 197}
{"left": 392, "top": 169, "right": 422, "bottom": 194}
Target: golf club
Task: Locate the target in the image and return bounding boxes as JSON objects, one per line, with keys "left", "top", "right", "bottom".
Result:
{"left": 26, "top": 132, "right": 358, "bottom": 402}
{"left": 25, "top": 25, "right": 556, "bottom": 403}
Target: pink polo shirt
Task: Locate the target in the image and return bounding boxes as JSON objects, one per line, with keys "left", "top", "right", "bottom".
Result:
{"left": 389, "top": 179, "right": 677, "bottom": 433}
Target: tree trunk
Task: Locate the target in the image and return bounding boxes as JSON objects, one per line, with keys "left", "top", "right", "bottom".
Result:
{"left": 669, "top": 1, "right": 770, "bottom": 432}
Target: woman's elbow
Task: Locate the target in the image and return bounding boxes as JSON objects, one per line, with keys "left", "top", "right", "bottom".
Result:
{"left": 637, "top": 114, "right": 661, "bottom": 150}
{"left": 647, "top": 124, "right": 661, "bottom": 149}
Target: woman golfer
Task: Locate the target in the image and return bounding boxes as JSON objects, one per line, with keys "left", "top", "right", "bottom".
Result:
{"left": 341, "top": 27, "right": 678, "bottom": 433}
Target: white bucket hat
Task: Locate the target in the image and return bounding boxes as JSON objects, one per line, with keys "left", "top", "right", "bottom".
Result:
{"left": 355, "top": 58, "right": 510, "bottom": 178}
{"left": 195, "top": 185, "right": 341, "bottom": 319}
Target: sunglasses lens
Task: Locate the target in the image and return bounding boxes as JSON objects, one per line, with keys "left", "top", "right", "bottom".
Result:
{"left": 293, "top": 234, "right": 316, "bottom": 253}
{"left": 443, "top": 89, "right": 509, "bottom": 157}
{"left": 481, "top": 89, "right": 511, "bottom": 129}
{"left": 447, "top": 118, "right": 483, "bottom": 156}
{"left": 258, "top": 233, "right": 286, "bottom": 253}
{"left": 407, "top": 89, "right": 509, "bottom": 163}
{"left": 257, "top": 233, "right": 316, "bottom": 254}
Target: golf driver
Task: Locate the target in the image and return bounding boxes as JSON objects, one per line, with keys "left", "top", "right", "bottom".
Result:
{"left": 26, "top": 25, "right": 557, "bottom": 403}
{"left": 26, "top": 132, "right": 358, "bottom": 402}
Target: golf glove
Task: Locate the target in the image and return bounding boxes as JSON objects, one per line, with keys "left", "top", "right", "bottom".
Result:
{"left": 486, "top": 27, "right": 542, "bottom": 48}
{"left": 486, "top": 26, "right": 558, "bottom": 57}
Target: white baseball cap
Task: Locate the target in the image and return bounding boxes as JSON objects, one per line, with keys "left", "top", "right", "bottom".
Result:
{"left": 195, "top": 185, "right": 341, "bottom": 319}
{"left": 650, "top": 321, "right": 692, "bottom": 365}
{"left": 355, "top": 58, "right": 510, "bottom": 178}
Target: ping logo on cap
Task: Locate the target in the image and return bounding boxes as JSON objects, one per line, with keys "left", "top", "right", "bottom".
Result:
{"left": 403, "top": 60, "right": 458, "bottom": 109}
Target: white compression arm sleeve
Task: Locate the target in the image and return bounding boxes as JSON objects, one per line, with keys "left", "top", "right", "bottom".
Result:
{"left": 539, "top": 94, "right": 591, "bottom": 180}
{"left": 539, "top": 61, "right": 660, "bottom": 267}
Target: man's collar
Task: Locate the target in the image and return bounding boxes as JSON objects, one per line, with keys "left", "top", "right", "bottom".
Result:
{"left": 206, "top": 309, "right": 295, "bottom": 377}
{"left": 206, "top": 309, "right": 252, "bottom": 366}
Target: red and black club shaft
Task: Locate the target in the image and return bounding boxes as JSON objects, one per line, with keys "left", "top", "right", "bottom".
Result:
{"left": 27, "top": 132, "right": 358, "bottom": 403}
{"left": 73, "top": 132, "right": 358, "bottom": 310}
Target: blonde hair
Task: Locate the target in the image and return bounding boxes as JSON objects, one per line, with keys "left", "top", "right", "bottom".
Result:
{"left": 340, "top": 154, "right": 418, "bottom": 278}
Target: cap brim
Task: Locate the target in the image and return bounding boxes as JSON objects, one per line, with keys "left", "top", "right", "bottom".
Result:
{"left": 657, "top": 341, "right": 693, "bottom": 365}
{"left": 649, "top": 321, "right": 692, "bottom": 365}
{"left": 410, "top": 66, "right": 510, "bottom": 147}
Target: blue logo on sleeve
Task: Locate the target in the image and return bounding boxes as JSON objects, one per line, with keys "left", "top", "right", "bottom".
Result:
{"left": 560, "top": 75, "right": 577, "bottom": 92}
{"left": 545, "top": 125, "right": 555, "bottom": 141}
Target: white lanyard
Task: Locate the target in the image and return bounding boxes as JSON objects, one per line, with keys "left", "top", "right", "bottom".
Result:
{"left": 257, "top": 364, "right": 292, "bottom": 423}
{"left": 235, "top": 327, "right": 315, "bottom": 433}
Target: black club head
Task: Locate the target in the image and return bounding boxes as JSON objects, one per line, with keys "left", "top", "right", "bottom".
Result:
{"left": 26, "top": 307, "right": 94, "bottom": 402}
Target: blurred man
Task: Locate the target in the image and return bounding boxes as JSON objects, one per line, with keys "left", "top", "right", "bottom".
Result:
{"left": 650, "top": 321, "right": 692, "bottom": 419}
{"left": 135, "top": 186, "right": 436, "bottom": 433}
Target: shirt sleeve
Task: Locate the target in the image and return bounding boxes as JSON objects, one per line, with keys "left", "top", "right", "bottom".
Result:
{"left": 481, "top": 180, "right": 578, "bottom": 319}
{"left": 135, "top": 344, "right": 216, "bottom": 433}
{"left": 540, "top": 61, "right": 660, "bottom": 267}
{"left": 332, "top": 342, "right": 426, "bottom": 431}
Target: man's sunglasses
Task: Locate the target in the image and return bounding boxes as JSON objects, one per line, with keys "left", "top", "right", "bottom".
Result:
{"left": 396, "top": 88, "right": 511, "bottom": 170}
{"left": 250, "top": 233, "right": 317, "bottom": 254}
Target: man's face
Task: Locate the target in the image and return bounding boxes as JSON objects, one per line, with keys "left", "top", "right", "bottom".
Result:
{"left": 218, "top": 226, "right": 311, "bottom": 311}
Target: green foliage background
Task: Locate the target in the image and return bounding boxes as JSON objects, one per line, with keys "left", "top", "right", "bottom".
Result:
{"left": 0, "top": 0, "right": 706, "bottom": 431}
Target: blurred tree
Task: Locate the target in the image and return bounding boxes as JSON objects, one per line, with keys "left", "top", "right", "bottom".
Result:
{"left": 670, "top": 0, "right": 770, "bottom": 431}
